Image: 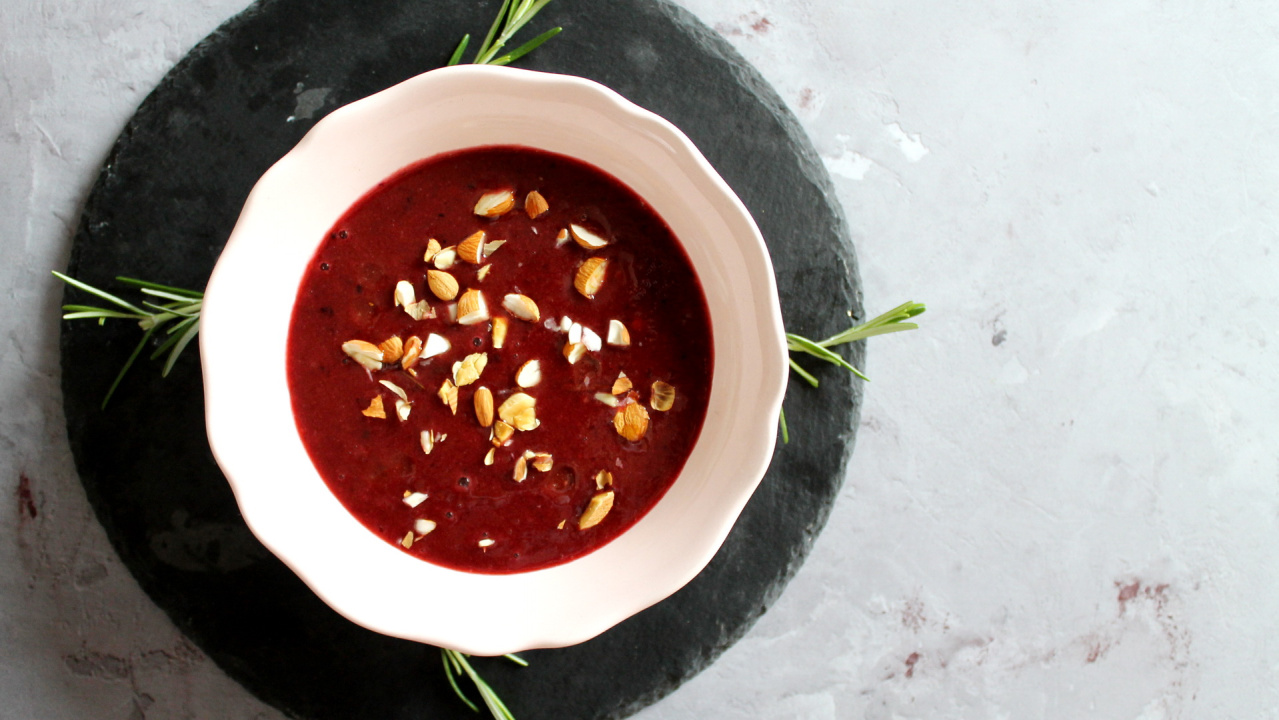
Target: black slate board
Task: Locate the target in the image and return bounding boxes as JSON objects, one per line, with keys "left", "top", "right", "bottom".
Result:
{"left": 60, "top": 0, "right": 865, "bottom": 717}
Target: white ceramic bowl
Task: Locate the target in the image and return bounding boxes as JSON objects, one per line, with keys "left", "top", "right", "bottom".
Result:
{"left": 201, "top": 65, "right": 786, "bottom": 655}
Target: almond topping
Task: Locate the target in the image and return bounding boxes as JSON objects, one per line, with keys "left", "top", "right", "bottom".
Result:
{"left": 405, "top": 300, "right": 433, "bottom": 321}
{"left": 555, "top": 228, "right": 570, "bottom": 247}
{"left": 581, "top": 326, "right": 602, "bottom": 352}
{"left": 476, "top": 265, "right": 493, "bottom": 282}
{"left": 474, "top": 386, "right": 495, "bottom": 427}
{"left": 574, "top": 257, "right": 608, "bottom": 298}
{"left": 379, "top": 379, "right": 408, "bottom": 401}
{"left": 457, "top": 289, "right": 490, "bottom": 325}
{"left": 568, "top": 322, "right": 582, "bottom": 345}
{"left": 433, "top": 246, "right": 458, "bottom": 270}
{"left": 438, "top": 379, "right": 458, "bottom": 415}
{"left": 579, "top": 491, "right": 615, "bottom": 530}
{"left": 614, "top": 402, "right": 649, "bottom": 441}
{"left": 402, "top": 532, "right": 414, "bottom": 549}
{"left": 502, "top": 293, "right": 540, "bottom": 323}
{"left": 458, "top": 230, "right": 487, "bottom": 264}
{"left": 474, "top": 189, "right": 515, "bottom": 217}
{"left": 422, "top": 333, "right": 451, "bottom": 359}
{"left": 594, "top": 392, "right": 619, "bottom": 407}
{"left": 513, "top": 455, "right": 528, "bottom": 483}
{"left": 557, "top": 520, "right": 566, "bottom": 530}
{"left": 563, "top": 342, "right": 587, "bottom": 365}
{"left": 393, "top": 280, "right": 416, "bottom": 310}
{"left": 403, "top": 491, "right": 428, "bottom": 507}
{"left": 401, "top": 336, "right": 424, "bottom": 368}
{"left": 491, "top": 421, "right": 515, "bottom": 446}
{"left": 478, "top": 538, "right": 496, "bottom": 548}
{"left": 525, "top": 190, "right": 549, "bottom": 218}
{"left": 342, "top": 340, "right": 383, "bottom": 371}
{"left": 492, "top": 317, "right": 508, "bottom": 349}
{"left": 497, "top": 392, "right": 538, "bottom": 432}
{"left": 378, "top": 336, "right": 404, "bottom": 364}
{"left": 532, "top": 453, "right": 553, "bottom": 472}
{"left": 612, "top": 371, "right": 632, "bottom": 395}
{"left": 595, "top": 470, "right": 613, "bottom": 489}
{"left": 515, "top": 359, "right": 542, "bottom": 388}
{"left": 395, "top": 398, "right": 412, "bottom": 421}
{"left": 484, "top": 447, "right": 496, "bottom": 466}
{"left": 651, "top": 381, "right": 676, "bottom": 411}
{"left": 415, "top": 519, "right": 437, "bottom": 536}
{"left": 423, "top": 238, "right": 442, "bottom": 263}
{"left": 484, "top": 239, "right": 507, "bottom": 256}
{"left": 427, "top": 270, "right": 459, "bottom": 301}
{"left": 420, "top": 430, "right": 436, "bottom": 455}
{"left": 570, "top": 223, "right": 610, "bottom": 250}
{"left": 607, "top": 319, "right": 630, "bottom": 347}
{"left": 362, "top": 396, "right": 386, "bottom": 419}
{"left": 452, "top": 352, "right": 488, "bottom": 386}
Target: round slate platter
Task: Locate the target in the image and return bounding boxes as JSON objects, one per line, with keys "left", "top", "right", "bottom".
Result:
{"left": 60, "top": 0, "right": 865, "bottom": 717}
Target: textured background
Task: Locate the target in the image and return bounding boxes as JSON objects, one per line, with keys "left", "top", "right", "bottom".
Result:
{"left": 4, "top": 1, "right": 1279, "bottom": 719}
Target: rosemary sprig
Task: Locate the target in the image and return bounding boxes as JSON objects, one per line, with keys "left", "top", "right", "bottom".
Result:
{"left": 780, "top": 301, "right": 925, "bottom": 443}
{"left": 442, "top": 649, "right": 528, "bottom": 719}
{"left": 447, "top": 0, "right": 563, "bottom": 67}
{"left": 52, "top": 271, "right": 204, "bottom": 409}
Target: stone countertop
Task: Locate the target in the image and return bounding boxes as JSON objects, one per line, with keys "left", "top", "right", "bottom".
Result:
{"left": 3, "top": 1, "right": 1276, "bottom": 718}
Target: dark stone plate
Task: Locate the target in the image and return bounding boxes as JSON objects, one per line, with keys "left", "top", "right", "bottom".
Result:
{"left": 59, "top": 0, "right": 864, "bottom": 717}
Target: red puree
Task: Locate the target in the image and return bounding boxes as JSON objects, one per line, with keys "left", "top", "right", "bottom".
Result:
{"left": 286, "top": 146, "right": 713, "bottom": 574}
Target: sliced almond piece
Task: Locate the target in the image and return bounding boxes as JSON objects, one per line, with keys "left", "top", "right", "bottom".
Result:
{"left": 401, "top": 532, "right": 414, "bottom": 549}
{"left": 427, "top": 270, "right": 459, "bottom": 301}
{"left": 476, "top": 265, "right": 493, "bottom": 282}
{"left": 581, "top": 326, "right": 602, "bottom": 352}
{"left": 422, "top": 333, "right": 451, "bottom": 359}
{"left": 651, "top": 381, "right": 676, "bottom": 411}
{"left": 525, "top": 190, "right": 549, "bottom": 218}
{"left": 474, "top": 386, "right": 494, "bottom": 427}
{"left": 342, "top": 340, "right": 383, "bottom": 371}
{"left": 433, "top": 246, "right": 458, "bottom": 270}
{"left": 594, "top": 392, "right": 619, "bottom": 407}
{"left": 497, "top": 392, "right": 538, "bottom": 432}
{"left": 402, "top": 336, "right": 424, "bottom": 368}
{"left": 502, "top": 293, "right": 540, "bottom": 323}
{"left": 491, "top": 421, "right": 515, "bottom": 446}
{"left": 513, "top": 455, "right": 528, "bottom": 483}
{"left": 568, "top": 322, "right": 582, "bottom": 345}
{"left": 379, "top": 336, "right": 404, "bottom": 364}
{"left": 595, "top": 470, "right": 613, "bottom": 490}
{"left": 560, "top": 316, "right": 573, "bottom": 333}
{"left": 474, "top": 189, "right": 515, "bottom": 217}
{"left": 484, "top": 239, "right": 506, "bottom": 256}
{"left": 557, "top": 520, "right": 566, "bottom": 530}
{"left": 395, "top": 399, "right": 412, "bottom": 421}
{"left": 578, "top": 491, "right": 615, "bottom": 530}
{"left": 614, "top": 402, "right": 649, "bottom": 442}
{"left": 570, "top": 223, "right": 609, "bottom": 250}
{"left": 555, "top": 228, "right": 570, "bottom": 247}
{"left": 458, "top": 230, "right": 487, "bottom": 264}
{"left": 484, "top": 447, "right": 496, "bottom": 466}
{"left": 393, "top": 280, "right": 416, "bottom": 309}
{"left": 362, "top": 395, "right": 386, "bottom": 419}
{"left": 403, "top": 491, "right": 428, "bottom": 508}
{"left": 492, "top": 317, "right": 508, "bottom": 349}
{"left": 415, "top": 519, "right": 437, "bottom": 536}
{"left": 532, "top": 453, "right": 553, "bottom": 472}
{"left": 457, "top": 289, "right": 489, "bottom": 325}
{"left": 478, "top": 538, "right": 496, "bottom": 548}
{"left": 438, "top": 379, "right": 458, "bottom": 415}
{"left": 452, "top": 352, "right": 488, "bottom": 386}
{"left": 612, "top": 371, "right": 632, "bottom": 395}
{"left": 515, "top": 359, "right": 542, "bottom": 388}
{"left": 423, "top": 238, "right": 442, "bottom": 263}
{"left": 420, "top": 430, "right": 436, "bottom": 455}
{"left": 405, "top": 300, "right": 433, "bottom": 321}
{"left": 379, "top": 379, "right": 408, "bottom": 401}
{"left": 607, "top": 319, "right": 630, "bottom": 347}
{"left": 563, "top": 342, "right": 587, "bottom": 365}
{"left": 574, "top": 257, "right": 608, "bottom": 298}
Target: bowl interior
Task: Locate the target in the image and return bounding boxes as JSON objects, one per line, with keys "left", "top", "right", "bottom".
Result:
{"left": 201, "top": 65, "right": 786, "bottom": 655}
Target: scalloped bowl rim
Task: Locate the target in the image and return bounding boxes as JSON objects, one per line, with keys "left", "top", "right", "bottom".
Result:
{"left": 200, "top": 65, "right": 786, "bottom": 655}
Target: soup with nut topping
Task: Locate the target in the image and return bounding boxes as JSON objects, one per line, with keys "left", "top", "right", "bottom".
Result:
{"left": 286, "top": 146, "right": 713, "bottom": 574}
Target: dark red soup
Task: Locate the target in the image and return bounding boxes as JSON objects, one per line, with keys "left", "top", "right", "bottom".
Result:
{"left": 286, "top": 146, "right": 713, "bottom": 574}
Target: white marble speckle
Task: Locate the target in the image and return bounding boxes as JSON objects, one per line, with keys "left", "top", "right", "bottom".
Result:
{"left": 4, "top": 0, "right": 1279, "bottom": 718}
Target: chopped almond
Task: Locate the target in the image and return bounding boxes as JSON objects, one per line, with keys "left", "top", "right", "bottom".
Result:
{"left": 563, "top": 342, "right": 587, "bottom": 365}
{"left": 457, "top": 289, "right": 489, "bottom": 325}
{"left": 578, "top": 491, "right": 615, "bottom": 529}
{"left": 532, "top": 453, "right": 553, "bottom": 472}
{"left": 478, "top": 538, "right": 496, "bottom": 548}
{"left": 393, "top": 281, "right": 416, "bottom": 310}
{"left": 403, "top": 491, "right": 428, "bottom": 508}
{"left": 513, "top": 455, "right": 528, "bottom": 483}
{"left": 484, "top": 447, "right": 496, "bottom": 466}
{"left": 502, "top": 293, "right": 540, "bottom": 322}
{"left": 595, "top": 470, "right": 613, "bottom": 490}
{"left": 423, "top": 238, "right": 442, "bottom": 263}
{"left": 452, "top": 352, "right": 488, "bottom": 386}
{"left": 491, "top": 421, "right": 515, "bottom": 446}
{"left": 401, "top": 531, "right": 414, "bottom": 549}
{"left": 474, "top": 386, "right": 495, "bottom": 427}
{"left": 362, "top": 395, "right": 386, "bottom": 419}
{"left": 458, "top": 230, "right": 487, "bottom": 264}
{"left": 405, "top": 300, "right": 432, "bottom": 321}
{"left": 420, "top": 430, "right": 436, "bottom": 455}
{"left": 342, "top": 340, "right": 383, "bottom": 371}
{"left": 651, "top": 381, "right": 676, "bottom": 411}
{"left": 438, "top": 379, "right": 458, "bottom": 415}
{"left": 515, "top": 359, "right": 542, "bottom": 388}
{"left": 395, "top": 399, "right": 412, "bottom": 421}
{"left": 476, "top": 264, "right": 493, "bottom": 282}
{"left": 401, "top": 336, "right": 424, "bottom": 368}
{"left": 379, "top": 379, "right": 408, "bottom": 401}
{"left": 433, "top": 246, "right": 458, "bottom": 270}
{"left": 607, "top": 320, "right": 630, "bottom": 347}
{"left": 415, "top": 519, "right": 437, "bottom": 536}
{"left": 422, "top": 333, "right": 451, "bottom": 359}
{"left": 612, "top": 371, "right": 632, "bottom": 395}
{"left": 555, "top": 228, "right": 570, "bottom": 247}
{"left": 378, "top": 336, "right": 404, "bottom": 364}
{"left": 497, "top": 392, "right": 538, "bottom": 431}
{"left": 574, "top": 257, "right": 608, "bottom": 298}
{"left": 581, "top": 326, "right": 602, "bottom": 352}
{"left": 492, "top": 317, "right": 508, "bottom": 349}
{"left": 570, "top": 223, "right": 609, "bottom": 250}
{"left": 594, "top": 392, "right": 619, "bottom": 407}
{"left": 525, "top": 190, "right": 549, "bottom": 218}
{"left": 483, "top": 239, "right": 507, "bottom": 256}
{"left": 614, "top": 402, "right": 649, "bottom": 442}
{"left": 474, "top": 189, "right": 515, "bottom": 217}
{"left": 427, "top": 270, "right": 459, "bottom": 301}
